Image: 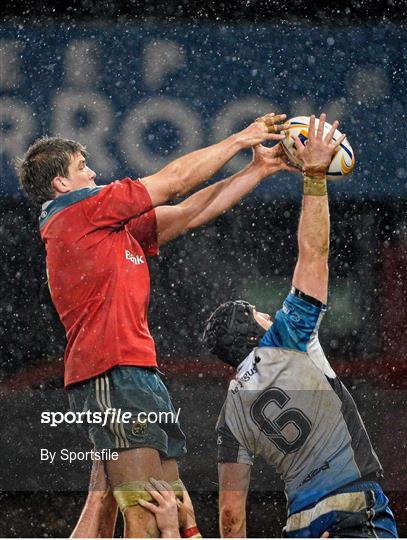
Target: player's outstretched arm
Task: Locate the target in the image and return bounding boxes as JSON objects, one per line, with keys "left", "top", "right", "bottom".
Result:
{"left": 218, "top": 463, "right": 251, "bottom": 538}
{"left": 292, "top": 114, "right": 346, "bottom": 304}
{"left": 155, "top": 143, "right": 298, "bottom": 246}
{"left": 140, "top": 113, "right": 289, "bottom": 206}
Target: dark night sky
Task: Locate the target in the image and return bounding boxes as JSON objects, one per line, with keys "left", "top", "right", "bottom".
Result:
{"left": 1, "top": 0, "right": 405, "bottom": 22}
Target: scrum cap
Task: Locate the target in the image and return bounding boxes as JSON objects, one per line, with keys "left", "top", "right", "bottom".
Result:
{"left": 202, "top": 300, "right": 266, "bottom": 368}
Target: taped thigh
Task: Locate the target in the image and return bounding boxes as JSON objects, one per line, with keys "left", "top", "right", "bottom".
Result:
{"left": 113, "top": 481, "right": 154, "bottom": 512}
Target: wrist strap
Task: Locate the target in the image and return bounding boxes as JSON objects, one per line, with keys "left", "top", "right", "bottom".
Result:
{"left": 181, "top": 526, "right": 202, "bottom": 538}
{"left": 303, "top": 174, "right": 327, "bottom": 196}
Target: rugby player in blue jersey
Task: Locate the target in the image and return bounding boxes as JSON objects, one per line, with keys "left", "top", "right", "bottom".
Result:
{"left": 203, "top": 114, "right": 398, "bottom": 538}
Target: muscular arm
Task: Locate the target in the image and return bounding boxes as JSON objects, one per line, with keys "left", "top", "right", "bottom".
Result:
{"left": 292, "top": 190, "right": 330, "bottom": 303}
{"left": 155, "top": 163, "right": 262, "bottom": 246}
{"left": 140, "top": 113, "right": 288, "bottom": 206}
{"left": 155, "top": 144, "right": 298, "bottom": 246}
{"left": 218, "top": 463, "right": 251, "bottom": 538}
{"left": 291, "top": 114, "right": 346, "bottom": 304}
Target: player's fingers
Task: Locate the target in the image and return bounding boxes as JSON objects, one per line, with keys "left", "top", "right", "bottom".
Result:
{"left": 139, "top": 499, "right": 158, "bottom": 514}
{"left": 255, "top": 112, "right": 275, "bottom": 123}
{"left": 317, "top": 113, "right": 326, "bottom": 139}
{"left": 157, "top": 479, "right": 173, "bottom": 491}
{"left": 262, "top": 113, "right": 276, "bottom": 122}
{"left": 331, "top": 132, "right": 346, "bottom": 148}
{"left": 265, "top": 133, "right": 286, "bottom": 141}
{"left": 149, "top": 477, "right": 172, "bottom": 494}
{"left": 149, "top": 477, "right": 169, "bottom": 488}
{"left": 264, "top": 113, "right": 287, "bottom": 125}
{"left": 293, "top": 134, "right": 305, "bottom": 152}
{"left": 267, "top": 121, "right": 290, "bottom": 134}
{"left": 153, "top": 479, "right": 174, "bottom": 497}
{"left": 145, "top": 482, "right": 165, "bottom": 504}
{"left": 308, "top": 114, "right": 316, "bottom": 141}
{"left": 324, "top": 120, "right": 339, "bottom": 143}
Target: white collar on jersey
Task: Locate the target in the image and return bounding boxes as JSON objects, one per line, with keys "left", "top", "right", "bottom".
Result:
{"left": 236, "top": 350, "right": 256, "bottom": 373}
{"left": 41, "top": 200, "right": 53, "bottom": 212}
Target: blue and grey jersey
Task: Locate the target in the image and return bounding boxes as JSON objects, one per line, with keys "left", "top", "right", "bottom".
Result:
{"left": 216, "top": 289, "right": 382, "bottom": 516}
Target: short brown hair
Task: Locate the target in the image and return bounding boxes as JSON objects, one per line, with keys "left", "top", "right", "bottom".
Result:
{"left": 16, "top": 137, "right": 87, "bottom": 205}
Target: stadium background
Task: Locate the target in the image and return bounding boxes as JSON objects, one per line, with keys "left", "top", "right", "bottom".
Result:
{"left": 0, "top": 0, "right": 406, "bottom": 536}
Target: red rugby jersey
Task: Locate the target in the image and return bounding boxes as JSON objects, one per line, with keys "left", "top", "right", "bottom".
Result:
{"left": 39, "top": 178, "right": 158, "bottom": 387}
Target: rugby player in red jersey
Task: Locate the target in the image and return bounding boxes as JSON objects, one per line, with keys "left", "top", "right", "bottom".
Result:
{"left": 18, "top": 113, "right": 298, "bottom": 537}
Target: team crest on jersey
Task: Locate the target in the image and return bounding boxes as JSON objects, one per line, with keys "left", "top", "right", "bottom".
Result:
{"left": 132, "top": 419, "right": 148, "bottom": 436}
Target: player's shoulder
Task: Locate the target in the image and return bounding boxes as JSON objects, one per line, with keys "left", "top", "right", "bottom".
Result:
{"left": 259, "top": 288, "right": 327, "bottom": 352}
{"left": 106, "top": 177, "right": 136, "bottom": 187}
{"left": 106, "top": 177, "right": 143, "bottom": 189}
{"left": 39, "top": 186, "right": 103, "bottom": 230}
{"left": 98, "top": 177, "right": 153, "bottom": 203}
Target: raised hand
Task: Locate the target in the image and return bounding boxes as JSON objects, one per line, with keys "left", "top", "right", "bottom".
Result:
{"left": 293, "top": 113, "right": 346, "bottom": 178}
{"left": 252, "top": 142, "right": 301, "bottom": 177}
{"left": 236, "top": 112, "right": 290, "bottom": 149}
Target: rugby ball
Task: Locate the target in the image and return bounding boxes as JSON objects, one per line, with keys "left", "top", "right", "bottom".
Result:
{"left": 281, "top": 116, "right": 355, "bottom": 180}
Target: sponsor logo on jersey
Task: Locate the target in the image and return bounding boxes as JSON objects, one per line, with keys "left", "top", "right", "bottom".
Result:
{"left": 299, "top": 461, "right": 330, "bottom": 486}
{"left": 125, "top": 250, "right": 145, "bottom": 265}
{"left": 240, "top": 364, "right": 257, "bottom": 382}
{"left": 231, "top": 364, "right": 258, "bottom": 394}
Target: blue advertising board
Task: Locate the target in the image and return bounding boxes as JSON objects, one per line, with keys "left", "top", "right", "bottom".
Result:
{"left": 0, "top": 23, "right": 406, "bottom": 200}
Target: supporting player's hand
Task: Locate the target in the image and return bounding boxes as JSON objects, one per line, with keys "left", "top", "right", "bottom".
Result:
{"left": 235, "top": 113, "right": 290, "bottom": 149}
{"left": 252, "top": 143, "right": 301, "bottom": 177}
{"left": 177, "top": 486, "right": 198, "bottom": 531}
{"left": 293, "top": 113, "right": 346, "bottom": 177}
{"left": 139, "top": 478, "right": 180, "bottom": 538}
